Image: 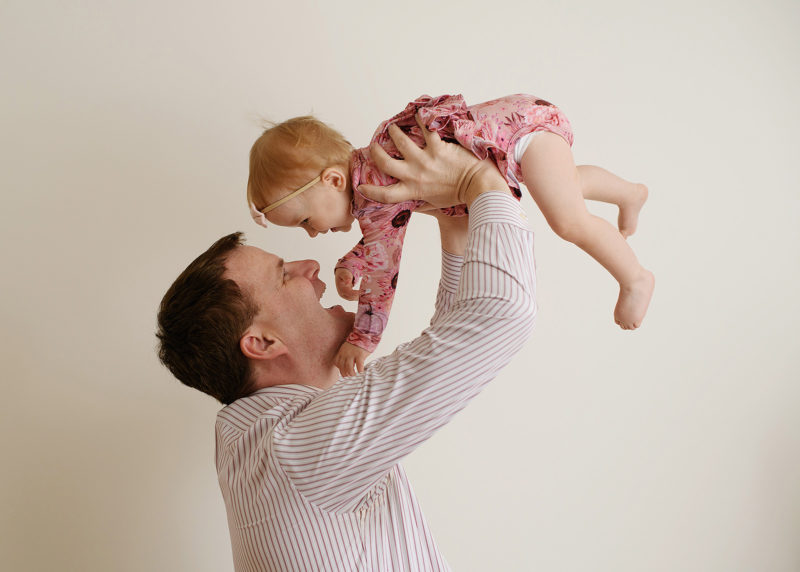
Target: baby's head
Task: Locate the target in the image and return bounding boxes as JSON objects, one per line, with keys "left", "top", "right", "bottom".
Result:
{"left": 248, "top": 116, "right": 356, "bottom": 237}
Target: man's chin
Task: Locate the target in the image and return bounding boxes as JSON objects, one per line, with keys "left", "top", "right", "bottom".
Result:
{"left": 326, "top": 304, "right": 355, "bottom": 324}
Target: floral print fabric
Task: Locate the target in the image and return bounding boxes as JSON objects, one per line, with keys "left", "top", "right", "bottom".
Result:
{"left": 337, "top": 94, "right": 573, "bottom": 352}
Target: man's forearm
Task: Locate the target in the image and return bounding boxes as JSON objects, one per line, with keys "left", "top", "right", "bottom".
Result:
{"left": 277, "top": 193, "right": 536, "bottom": 512}
{"left": 430, "top": 249, "right": 463, "bottom": 326}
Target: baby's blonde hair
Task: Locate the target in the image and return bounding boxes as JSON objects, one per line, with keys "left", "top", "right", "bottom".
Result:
{"left": 247, "top": 116, "right": 353, "bottom": 209}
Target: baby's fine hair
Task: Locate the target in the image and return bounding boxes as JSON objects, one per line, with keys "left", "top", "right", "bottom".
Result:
{"left": 247, "top": 116, "right": 353, "bottom": 209}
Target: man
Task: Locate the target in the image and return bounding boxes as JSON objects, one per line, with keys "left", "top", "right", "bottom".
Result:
{"left": 157, "top": 121, "right": 537, "bottom": 570}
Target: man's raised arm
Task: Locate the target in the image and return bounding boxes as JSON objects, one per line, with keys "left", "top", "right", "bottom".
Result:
{"left": 274, "top": 118, "right": 537, "bottom": 511}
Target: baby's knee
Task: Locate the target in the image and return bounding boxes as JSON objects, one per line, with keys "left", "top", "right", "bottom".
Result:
{"left": 548, "top": 215, "right": 588, "bottom": 244}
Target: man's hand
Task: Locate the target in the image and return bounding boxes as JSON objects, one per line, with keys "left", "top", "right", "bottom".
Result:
{"left": 334, "top": 342, "right": 370, "bottom": 377}
{"left": 335, "top": 268, "right": 359, "bottom": 301}
{"left": 358, "top": 115, "right": 511, "bottom": 208}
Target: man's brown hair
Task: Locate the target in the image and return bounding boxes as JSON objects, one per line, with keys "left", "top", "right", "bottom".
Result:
{"left": 156, "top": 232, "right": 257, "bottom": 404}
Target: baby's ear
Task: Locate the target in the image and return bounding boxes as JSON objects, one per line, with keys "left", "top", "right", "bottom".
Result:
{"left": 322, "top": 166, "right": 348, "bottom": 192}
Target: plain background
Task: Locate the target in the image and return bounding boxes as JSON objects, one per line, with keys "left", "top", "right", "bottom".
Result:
{"left": 2, "top": 1, "right": 798, "bottom": 570}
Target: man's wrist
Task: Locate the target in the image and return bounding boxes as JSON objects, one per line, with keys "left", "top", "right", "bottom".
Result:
{"left": 461, "top": 160, "right": 513, "bottom": 207}
{"left": 467, "top": 192, "right": 530, "bottom": 231}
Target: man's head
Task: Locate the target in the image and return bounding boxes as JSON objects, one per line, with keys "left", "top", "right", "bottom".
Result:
{"left": 156, "top": 232, "right": 353, "bottom": 404}
{"left": 156, "top": 233, "right": 256, "bottom": 404}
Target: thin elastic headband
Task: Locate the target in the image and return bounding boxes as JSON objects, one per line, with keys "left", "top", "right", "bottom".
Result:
{"left": 250, "top": 175, "right": 321, "bottom": 227}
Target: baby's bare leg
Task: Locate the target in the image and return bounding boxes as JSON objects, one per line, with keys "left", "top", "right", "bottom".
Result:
{"left": 576, "top": 165, "right": 648, "bottom": 238}
{"left": 521, "top": 133, "right": 654, "bottom": 329}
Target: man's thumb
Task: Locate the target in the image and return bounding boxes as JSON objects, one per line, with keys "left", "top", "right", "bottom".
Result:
{"left": 357, "top": 182, "right": 409, "bottom": 205}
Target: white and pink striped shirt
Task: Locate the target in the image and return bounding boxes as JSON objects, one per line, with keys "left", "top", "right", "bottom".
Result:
{"left": 216, "top": 192, "right": 537, "bottom": 571}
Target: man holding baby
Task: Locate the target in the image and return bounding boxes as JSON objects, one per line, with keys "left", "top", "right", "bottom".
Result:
{"left": 157, "top": 122, "right": 536, "bottom": 570}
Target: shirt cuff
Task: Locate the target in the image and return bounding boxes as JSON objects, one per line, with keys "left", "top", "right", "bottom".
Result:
{"left": 440, "top": 250, "right": 463, "bottom": 293}
{"left": 467, "top": 191, "right": 529, "bottom": 231}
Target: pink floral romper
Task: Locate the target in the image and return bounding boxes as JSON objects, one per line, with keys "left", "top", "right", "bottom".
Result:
{"left": 337, "top": 94, "right": 574, "bottom": 352}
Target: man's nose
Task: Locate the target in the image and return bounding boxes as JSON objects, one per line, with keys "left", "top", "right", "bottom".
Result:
{"left": 286, "top": 260, "right": 320, "bottom": 280}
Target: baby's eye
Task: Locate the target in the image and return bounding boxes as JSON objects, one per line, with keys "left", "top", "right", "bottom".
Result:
{"left": 301, "top": 218, "right": 309, "bottom": 226}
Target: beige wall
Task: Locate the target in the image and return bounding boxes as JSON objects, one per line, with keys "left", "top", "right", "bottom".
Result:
{"left": 2, "top": 1, "right": 798, "bottom": 570}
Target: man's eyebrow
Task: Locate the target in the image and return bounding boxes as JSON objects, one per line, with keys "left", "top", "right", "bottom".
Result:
{"left": 274, "top": 258, "right": 285, "bottom": 288}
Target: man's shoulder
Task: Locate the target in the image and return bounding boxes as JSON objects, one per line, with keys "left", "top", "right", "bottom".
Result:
{"left": 216, "top": 384, "right": 320, "bottom": 434}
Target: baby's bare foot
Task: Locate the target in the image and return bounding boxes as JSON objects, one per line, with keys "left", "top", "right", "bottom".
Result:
{"left": 618, "top": 184, "right": 648, "bottom": 238}
{"left": 614, "top": 269, "right": 655, "bottom": 330}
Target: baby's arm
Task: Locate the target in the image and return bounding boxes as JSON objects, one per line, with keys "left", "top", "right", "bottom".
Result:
{"left": 335, "top": 213, "right": 463, "bottom": 376}
{"left": 333, "top": 202, "right": 415, "bottom": 376}
{"left": 335, "top": 241, "right": 367, "bottom": 301}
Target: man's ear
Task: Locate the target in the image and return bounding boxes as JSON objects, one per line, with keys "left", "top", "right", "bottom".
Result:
{"left": 321, "top": 166, "right": 347, "bottom": 192}
{"left": 240, "top": 328, "right": 288, "bottom": 361}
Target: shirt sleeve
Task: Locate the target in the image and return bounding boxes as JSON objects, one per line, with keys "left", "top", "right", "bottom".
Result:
{"left": 429, "top": 249, "right": 463, "bottom": 327}
{"left": 272, "top": 192, "right": 536, "bottom": 513}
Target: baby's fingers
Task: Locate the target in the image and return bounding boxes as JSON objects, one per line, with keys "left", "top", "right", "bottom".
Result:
{"left": 338, "top": 286, "right": 359, "bottom": 302}
{"left": 335, "top": 269, "right": 359, "bottom": 301}
{"left": 334, "top": 351, "right": 353, "bottom": 377}
{"left": 335, "top": 343, "right": 369, "bottom": 377}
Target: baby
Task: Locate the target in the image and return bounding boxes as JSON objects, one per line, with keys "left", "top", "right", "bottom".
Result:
{"left": 248, "top": 94, "right": 655, "bottom": 376}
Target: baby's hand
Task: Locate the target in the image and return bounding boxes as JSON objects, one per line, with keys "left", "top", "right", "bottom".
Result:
{"left": 334, "top": 342, "right": 370, "bottom": 377}
{"left": 335, "top": 268, "right": 359, "bottom": 301}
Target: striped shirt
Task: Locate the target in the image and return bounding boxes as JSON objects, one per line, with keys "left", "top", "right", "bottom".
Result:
{"left": 215, "top": 192, "right": 537, "bottom": 571}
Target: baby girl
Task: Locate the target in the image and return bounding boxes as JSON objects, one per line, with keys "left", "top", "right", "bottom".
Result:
{"left": 248, "top": 94, "right": 654, "bottom": 376}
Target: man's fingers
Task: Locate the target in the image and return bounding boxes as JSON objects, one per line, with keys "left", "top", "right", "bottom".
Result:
{"left": 415, "top": 114, "right": 442, "bottom": 149}
{"left": 358, "top": 181, "right": 415, "bottom": 205}
{"left": 387, "top": 122, "right": 424, "bottom": 161}
{"left": 358, "top": 181, "right": 394, "bottom": 203}
{"left": 368, "top": 142, "right": 402, "bottom": 177}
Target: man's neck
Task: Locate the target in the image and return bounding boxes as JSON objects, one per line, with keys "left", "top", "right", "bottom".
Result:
{"left": 250, "top": 363, "right": 340, "bottom": 392}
